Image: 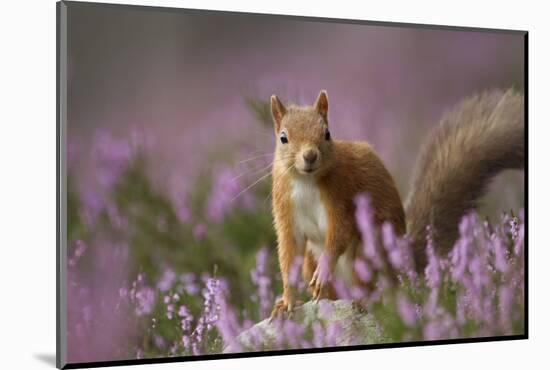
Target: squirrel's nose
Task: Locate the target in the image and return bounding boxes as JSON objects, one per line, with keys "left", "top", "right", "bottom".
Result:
{"left": 303, "top": 150, "right": 318, "bottom": 165}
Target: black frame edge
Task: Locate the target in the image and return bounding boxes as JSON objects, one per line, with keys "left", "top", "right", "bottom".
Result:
{"left": 63, "top": 335, "right": 528, "bottom": 369}
{"left": 57, "top": 1, "right": 69, "bottom": 369}
{"left": 523, "top": 32, "right": 529, "bottom": 338}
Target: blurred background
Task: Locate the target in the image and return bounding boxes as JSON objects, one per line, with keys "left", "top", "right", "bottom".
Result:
{"left": 65, "top": 3, "right": 524, "bottom": 363}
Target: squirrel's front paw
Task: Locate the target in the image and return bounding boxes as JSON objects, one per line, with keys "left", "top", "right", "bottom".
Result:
{"left": 269, "top": 298, "right": 292, "bottom": 321}
{"left": 309, "top": 254, "right": 334, "bottom": 301}
{"left": 269, "top": 297, "right": 303, "bottom": 322}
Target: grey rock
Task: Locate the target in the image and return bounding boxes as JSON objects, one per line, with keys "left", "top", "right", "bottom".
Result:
{"left": 223, "top": 299, "right": 387, "bottom": 353}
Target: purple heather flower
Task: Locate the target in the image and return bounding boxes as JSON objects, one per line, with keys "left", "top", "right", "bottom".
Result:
{"left": 312, "top": 322, "right": 325, "bottom": 348}
{"left": 157, "top": 269, "right": 176, "bottom": 292}
{"left": 350, "top": 285, "right": 367, "bottom": 300}
{"left": 423, "top": 321, "right": 442, "bottom": 341}
{"left": 450, "top": 232, "right": 470, "bottom": 283}
{"left": 469, "top": 255, "right": 489, "bottom": 293}
{"left": 325, "top": 322, "right": 344, "bottom": 347}
{"left": 353, "top": 258, "right": 372, "bottom": 283}
{"left": 492, "top": 234, "right": 509, "bottom": 273}
{"left": 509, "top": 216, "right": 519, "bottom": 240}
{"left": 166, "top": 304, "right": 175, "bottom": 320}
{"left": 69, "top": 240, "right": 88, "bottom": 267}
{"left": 180, "top": 273, "right": 200, "bottom": 295}
{"left": 106, "top": 204, "right": 128, "bottom": 231}
{"left": 455, "top": 297, "right": 467, "bottom": 326}
{"left": 514, "top": 223, "right": 524, "bottom": 257}
{"left": 315, "top": 253, "right": 332, "bottom": 284}
{"left": 425, "top": 227, "right": 440, "bottom": 289}
{"left": 135, "top": 287, "right": 156, "bottom": 316}
{"left": 190, "top": 276, "right": 221, "bottom": 353}
{"left": 93, "top": 130, "right": 134, "bottom": 190}
{"left": 173, "top": 190, "right": 192, "bottom": 223}
{"left": 118, "top": 287, "right": 129, "bottom": 300}
{"left": 332, "top": 278, "right": 351, "bottom": 300}
{"left": 215, "top": 291, "right": 243, "bottom": 353}
{"left": 354, "top": 194, "right": 384, "bottom": 269}
{"left": 178, "top": 305, "right": 191, "bottom": 318}
{"left": 251, "top": 247, "right": 274, "bottom": 319}
{"left": 79, "top": 191, "right": 105, "bottom": 227}
{"left": 381, "top": 222, "right": 403, "bottom": 268}
{"left": 178, "top": 304, "right": 193, "bottom": 331}
{"left": 206, "top": 166, "right": 255, "bottom": 222}
{"left": 193, "top": 223, "right": 207, "bottom": 241}
{"left": 288, "top": 255, "right": 304, "bottom": 288}
{"left": 154, "top": 335, "right": 166, "bottom": 350}
{"left": 281, "top": 320, "right": 306, "bottom": 348}
{"left": 381, "top": 222, "right": 415, "bottom": 279}
{"left": 177, "top": 205, "right": 192, "bottom": 224}
{"left": 397, "top": 294, "right": 418, "bottom": 327}
{"left": 74, "top": 240, "right": 87, "bottom": 258}
{"left": 423, "top": 289, "right": 440, "bottom": 319}
{"left": 499, "top": 285, "right": 513, "bottom": 334}
{"left": 181, "top": 335, "right": 191, "bottom": 349}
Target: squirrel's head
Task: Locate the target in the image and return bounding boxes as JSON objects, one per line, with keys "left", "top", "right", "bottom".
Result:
{"left": 270, "top": 90, "right": 334, "bottom": 177}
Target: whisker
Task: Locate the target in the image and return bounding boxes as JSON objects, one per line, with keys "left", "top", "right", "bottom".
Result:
{"left": 279, "top": 162, "right": 295, "bottom": 175}
{"left": 263, "top": 164, "right": 294, "bottom": 208}
{"left": 240, "top": 148, "right": 272, "bottom": 156}
{"left": 263, "top": 191, "right": 272, "bottom": 207}
{"left": 236, "top": 153, "right": 274, "bottom": 165}
{"left": 229, "top": 161, "right": 274, "bottom": 183}
{"left": 230, "top": 171, "right": 274, "bottom": 203}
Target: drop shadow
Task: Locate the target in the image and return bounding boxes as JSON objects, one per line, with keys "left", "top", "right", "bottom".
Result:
{"left": 34, "top": 353, "right": 57, "bottom": 367}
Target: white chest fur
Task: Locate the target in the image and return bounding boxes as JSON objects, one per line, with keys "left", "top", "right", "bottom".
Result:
{"left": 290, "top": 177, "right": 328, "bottom": 249}
{"left": 291, "top": 177, "right": 354, "bottom": 285}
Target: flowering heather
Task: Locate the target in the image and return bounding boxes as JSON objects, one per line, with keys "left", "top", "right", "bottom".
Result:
{"left": 92, "top": 130, "right": 134, "bottom": 191}
{"left": 68, "top": 240, "right": 87, "bottom": 267}
{"left": 207, "top": 166, "right": 256, "bottom": 222}
{"left": 193, "top": 223, "right": 207, "bottom": 241}
{"left": 66, "top": 118, "right": 523, "bottom": 361}
{"left": 157, "top": 269, "right": 177, "bottom": 292}
{"left": 68, "top": 127, "right": 525, "bottom": 361}
{"left": 352, "top": 196, "right": 525, "bottom": 341}
{"left": 355, "top": 195, "right": 384, "bottom": 270}
{"left": 79, "top": 190, "right": 105, "bottom": 228}
{"left": 250, "top": 247, "right": 274, "bottom": 319}
{"left": 64, "top": 10, "right": 526, "bottom": 364}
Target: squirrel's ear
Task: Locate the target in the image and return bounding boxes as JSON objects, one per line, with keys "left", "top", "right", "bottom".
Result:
{"left": 314, "top": 90, "right": 329, "bottom": 123}
{"left": 270, "top": 95, "right": 286, "bottom": 132}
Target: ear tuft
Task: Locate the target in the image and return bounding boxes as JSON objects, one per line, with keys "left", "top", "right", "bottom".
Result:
{"left": 270, "top": 95, "right": 286, "bottom": 132}
{"left": 314, "top": 90, "right": 329, "bottom": 122}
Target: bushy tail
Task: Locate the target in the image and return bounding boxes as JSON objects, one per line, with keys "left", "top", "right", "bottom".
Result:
{"left": 405, "top": 88, "right": 525, "bottom": 270}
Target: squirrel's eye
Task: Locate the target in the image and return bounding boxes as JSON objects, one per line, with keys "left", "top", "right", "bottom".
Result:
{"left": 325, "top": 130, "right": 331, "bottom": 141}
{"left": 280, "top": 132, "right": 288, "bottom": 144}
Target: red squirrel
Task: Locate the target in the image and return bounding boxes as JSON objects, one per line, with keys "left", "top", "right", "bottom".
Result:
{"left": 269, "top": 89, "right": 524, "bottom": 318}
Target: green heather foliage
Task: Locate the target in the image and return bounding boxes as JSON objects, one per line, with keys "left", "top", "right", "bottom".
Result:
{"left": 66, "top": 98, "right": 524, "bottom": 363}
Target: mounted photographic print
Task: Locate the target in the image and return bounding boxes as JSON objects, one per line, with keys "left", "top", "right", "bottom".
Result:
{"left": 56, "top": 1, "right": 527, "bottom": 368}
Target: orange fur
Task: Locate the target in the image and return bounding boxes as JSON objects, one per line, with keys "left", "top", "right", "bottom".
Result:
{"left": 270, "top": 91, "right": 404, "bottom": 317}
{"left": 269, "top": 89, "right": 524, "bottom": 319}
